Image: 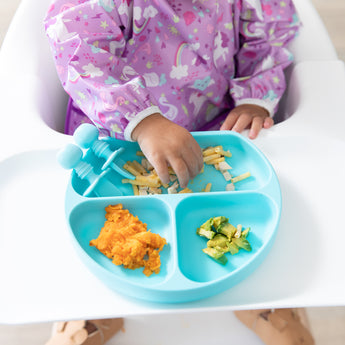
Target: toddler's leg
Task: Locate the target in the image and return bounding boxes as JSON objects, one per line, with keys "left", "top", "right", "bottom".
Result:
{"left": 45, "top": 318, "right": 123, "bottom": 345}
{"left": 234, "top": 308, "right": 315, "bottom": 345}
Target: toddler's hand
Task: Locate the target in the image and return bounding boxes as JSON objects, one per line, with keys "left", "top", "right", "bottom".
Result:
{"left": 220, "top": 104, "right": 274, "bottom": 139}
{"left": 132, "top": 113, "right": 204, "bottom": 188}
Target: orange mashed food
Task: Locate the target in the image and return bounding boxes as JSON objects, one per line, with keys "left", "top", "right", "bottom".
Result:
{"left": 90, "top": 204, "right": 167, "bottom": 277}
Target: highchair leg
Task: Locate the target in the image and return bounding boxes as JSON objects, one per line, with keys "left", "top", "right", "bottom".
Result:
{"left": 45, "top": 318, "right": 124, "bottom": 345}
{"left": 234, "top": 308, "right": 315, "bottom": 345}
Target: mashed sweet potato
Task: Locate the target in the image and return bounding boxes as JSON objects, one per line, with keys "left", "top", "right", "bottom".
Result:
{"left": 90, "top": 204, "right": 166, "bottom": 276}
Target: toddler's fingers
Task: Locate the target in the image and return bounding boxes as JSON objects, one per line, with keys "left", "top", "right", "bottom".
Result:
{"left": 232, "top": 113, "right": 252, "bottom": 133}
{"left": 264, "top": 117, "right": 274, "bottom": 129}
{"left": 170, "top": 158, "right": 190, "bottom": 188}
{"left": 220, "top": 112, "right": 239, "bottom": 131}
{"left": 249, "top": 116, "right": 264, "bottom": 139}
{"left": 185, "top": 151, "right": 202, "bottom": 180}
{"left": 148, "top": 155, "right": 170, "bottom": 185}
{"left": 180, "top": 137, "right": 203, "bottom": 180}
{"left": 191, "top": 143, "right": 204, "bottom": 174}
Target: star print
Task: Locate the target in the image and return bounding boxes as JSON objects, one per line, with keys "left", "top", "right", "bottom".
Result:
{"left": 224, "top": 22, "right": 233, "bottom": 30}
{"left": 100, "top": 21, "right": 109, "bottom": 29}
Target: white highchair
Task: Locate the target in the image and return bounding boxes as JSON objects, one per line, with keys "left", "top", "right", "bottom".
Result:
{"left": 0, "top": 1, "right": 344, "bottom": 344}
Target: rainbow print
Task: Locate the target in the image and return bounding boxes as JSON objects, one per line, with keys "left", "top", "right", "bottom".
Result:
{"left": 133, "top": 18, "right": 151, "bottom": 35}
{"left": 242, "top": 22, "right": 264, "bottom": 38}
{"left": 69, "top": 71, "right": 90, "bottom": 84}
{"left": 174, "top": 42, "right": 188, "bottom": 66}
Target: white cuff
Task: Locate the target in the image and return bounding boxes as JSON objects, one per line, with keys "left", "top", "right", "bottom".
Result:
{"left": 235, "top": 98, "right": 275, "bottom": 117}
{"left": 124, "top": 106, "right": 162, "bottom": 142}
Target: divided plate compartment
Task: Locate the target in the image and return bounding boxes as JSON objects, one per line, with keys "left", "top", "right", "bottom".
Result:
{"left": 65, "top": 131, "right": 281, "bottom": 303}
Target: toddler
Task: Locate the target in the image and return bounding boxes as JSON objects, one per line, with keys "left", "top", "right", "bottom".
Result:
{"left": 45, "top": 0, "right": 299, "bottom": 187}
{"left": 44, "top": 1, "right": 314, "bottom": 345}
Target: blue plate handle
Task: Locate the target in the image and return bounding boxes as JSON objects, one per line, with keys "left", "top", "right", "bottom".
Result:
{"left": 57, "top": 143, "right": 123, "bottom": 197}
{"left": 73, "top": 124, "right": 135, "bottom": 180}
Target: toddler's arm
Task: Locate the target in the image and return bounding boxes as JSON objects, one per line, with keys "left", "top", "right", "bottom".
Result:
{"left": 44, "top": 0, "right": 161, "bottom": 141}
{"left": 227, "top": 0, "right": 300, "bottom": 137}
{"left": 132, "top": 114, "right": 203, "bottom": 188}
{"left": 44, "top": 0, "right": 203, "bottom": 187}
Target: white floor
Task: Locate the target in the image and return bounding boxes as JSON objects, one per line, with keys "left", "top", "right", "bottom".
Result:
{"left": 0, "top": 0, "right": 345, "bottom": 344}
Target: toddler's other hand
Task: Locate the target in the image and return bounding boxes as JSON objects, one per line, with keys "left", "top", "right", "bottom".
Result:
{"left": 132, "top": 113, "right": 203, "bottom": 188}
{"left": 220, "top": 104, "right": 274, "bottom": 139}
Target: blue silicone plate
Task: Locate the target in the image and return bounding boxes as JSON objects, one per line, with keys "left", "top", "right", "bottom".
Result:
{"left": 64, "top": 131, "right": 281, "bottom": 303}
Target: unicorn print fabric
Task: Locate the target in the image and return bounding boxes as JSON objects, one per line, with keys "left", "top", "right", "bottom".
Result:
{"left": 44, "top": 0, "right": 300, "bottom": 139}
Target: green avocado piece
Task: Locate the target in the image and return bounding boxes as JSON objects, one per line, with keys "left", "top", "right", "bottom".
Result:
{"left": 241, "top": 227, "right": 250, "bottom": 238}
{"left": 200, "top": 218, "right": 214, "bottom": 231}
{"left": 218, "top": 222, "right": 237, "bottom": 239}
{"left": 196, "top": 227, "right": 216, "bottom": 239}
{"left": 232, "top": 237, "right": 252, "bottom": 251}
{"left": 227, "top": 241, "right": 239, "bottom": 255}
{"left": 207, "top": 234, "right": 229, "bottom": 249}
{"left": 212, "top": 216, "right": 228, "bottom": 229}
{"left": 202, "top": 247, "right": 228, "bottom": 265}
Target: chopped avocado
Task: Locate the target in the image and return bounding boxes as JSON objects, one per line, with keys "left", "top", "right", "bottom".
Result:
{"left": 197, "top": 215, "right": 252, "bottom": 264}
{"left": 207, "top": 234, "right": 229, "bottom": 249}
{"left": 200, "top": 218, "right": 214, "bottom": 231}
{"left": 241, "top": 227, "right": 250, "bottom": 238}
{"left": 214, "top": 245, "right": 230, "bottom": 254}
{"left": 218, "top": 222, "right": 237, "bottom": 239}
{"left": 196, "top": 218, "right": 216, "bottom": 239}
{"left": 196, "top": 227, "right": 216, "bottom": 239}
{"left": 227, "top": 241, "right": 239, "bottom": 255}
{"left": 202, "top": 247, "right": 228, "bottom": 265}
{"left": 213, "top": 216, "right": 228, "bottom": 229}
{"left": 232, "top": 237, "right": 252, "bottom": 251}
